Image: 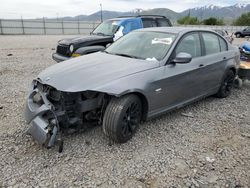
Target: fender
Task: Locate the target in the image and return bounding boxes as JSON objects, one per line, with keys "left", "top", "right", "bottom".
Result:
{"left": 74, "top": 46, "right": 106, "bottom": 55}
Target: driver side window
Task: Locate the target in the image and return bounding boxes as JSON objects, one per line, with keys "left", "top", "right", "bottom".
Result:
{"left": 175, "top": 33, "right": 201, "bottom": 58}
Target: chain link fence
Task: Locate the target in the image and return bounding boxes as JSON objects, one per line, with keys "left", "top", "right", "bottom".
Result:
{"left": 0, "top": 18, "right": 247, "bottom": 35}
{"left": 0, "top": 18, "right": 100, "bottom": 35}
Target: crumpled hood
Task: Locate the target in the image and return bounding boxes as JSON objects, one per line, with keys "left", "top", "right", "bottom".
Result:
{"left": 58, "top": 35, "right": 112, "bottom": 46}
{"left": 38, "top": 52, "right": 159, "bottom": 92}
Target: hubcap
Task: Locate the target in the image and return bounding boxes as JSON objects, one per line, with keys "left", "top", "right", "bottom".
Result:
{"left": 121, "top": 102, "right": 141, "bottom": 137}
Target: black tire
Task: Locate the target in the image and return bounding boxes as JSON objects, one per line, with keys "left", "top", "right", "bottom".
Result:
{"left": 103, "top": 95, "right": 142, "bottom": 143}
{"left": 236, "top": 33, "right": 241, "bottom": 38}
{"left": 216, "top": 70, "right": 235, "bottom": 98}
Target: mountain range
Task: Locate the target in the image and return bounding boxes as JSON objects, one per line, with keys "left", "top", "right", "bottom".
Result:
{"left": 59, "top": 3, "right": 250, "bottom": 22}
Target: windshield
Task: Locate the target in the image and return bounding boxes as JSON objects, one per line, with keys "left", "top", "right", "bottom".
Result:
{"left": 105, "top": 31, "right": 176, "bottom": 61}
{"left": 92, "top": 20, "right": 121, "bottom": 36}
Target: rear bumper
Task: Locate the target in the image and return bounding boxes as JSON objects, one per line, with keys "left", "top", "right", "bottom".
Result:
{"left": 52, "top": 53, "right": 70, "bottom": 63}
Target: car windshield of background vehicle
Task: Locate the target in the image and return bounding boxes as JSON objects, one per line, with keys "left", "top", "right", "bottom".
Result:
{"left": 92, "top": 20, "right": 121, "bottom": 36}
{"left": 105, "top": 31, "right": 176, "bottom": 61}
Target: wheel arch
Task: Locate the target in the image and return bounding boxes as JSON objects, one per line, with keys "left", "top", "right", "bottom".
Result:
{"left": 74, "top": 46, "right": 106, "bottom": 55}
{"left": 92, "top": 87, "right": 150, "bottom": 121}
{"left": 229, "top": 66, "right": 236, "bottom": 76}
{"left": 129, "top": 92, "right": 149, "bottom": 121}
{"left": 109, "top": 91, "right": 149, "bottom": 121}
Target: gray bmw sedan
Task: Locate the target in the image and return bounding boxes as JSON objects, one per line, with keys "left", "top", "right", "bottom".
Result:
{"left": 25, "top": 27, "right": 240, "bottom": 150}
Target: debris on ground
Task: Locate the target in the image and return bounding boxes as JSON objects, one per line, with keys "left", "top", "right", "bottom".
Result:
{"left": 181, "top": 112, "right": 195, "bottom": 118}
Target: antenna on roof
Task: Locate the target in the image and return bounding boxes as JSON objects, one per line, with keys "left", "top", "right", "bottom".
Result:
{"left": 100, "top": 4, "right": 103, "bottom": 22}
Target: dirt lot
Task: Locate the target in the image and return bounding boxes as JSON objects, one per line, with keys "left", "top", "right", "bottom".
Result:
{"left": 0, "top": 35, "right": 250, "bottom": 187}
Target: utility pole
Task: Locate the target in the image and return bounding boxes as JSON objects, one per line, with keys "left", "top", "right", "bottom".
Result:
{"left": 78, "top": 16, "right": 80, "bottom": 34}
{"left": 43, "top": 17, "right": 46, "bottom": 35}
{"left": 0, "top": 19, "right": 3, "bottom": 35}
{"left": 62, "top": 18, "right": 64, "bottom": 34}
{"left": 21, "top": 16, "right": 25, "bottom": 34}
{"left": 100, "top": 4, "right": 103, "bottom": 22}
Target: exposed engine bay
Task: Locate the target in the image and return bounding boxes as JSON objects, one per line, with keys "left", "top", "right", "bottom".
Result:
{"left": 25, "top": 80, "right": 109, "bottom": 152}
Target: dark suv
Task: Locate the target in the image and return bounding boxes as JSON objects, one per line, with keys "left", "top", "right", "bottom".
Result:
{"left": 235, "top": 26, "right": 250, "bottom": 38}
{"left": 52, "top": 15, "right": 172, "bottom": 62}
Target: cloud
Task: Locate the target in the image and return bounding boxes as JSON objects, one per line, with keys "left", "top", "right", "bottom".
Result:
{"left": 0, "top": 0, "right": 248, "bottom": 19}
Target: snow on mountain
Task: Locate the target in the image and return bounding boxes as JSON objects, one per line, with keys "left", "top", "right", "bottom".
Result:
{"left": 234, "top": 3, "right": 247, "bottom": 8}
{"left": 181, "top": 3, "right": 250, "bottom": 20}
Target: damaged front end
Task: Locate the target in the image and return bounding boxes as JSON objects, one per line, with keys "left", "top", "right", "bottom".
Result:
{"left": 25, "top": 79, "right": 107, "bottom": 152}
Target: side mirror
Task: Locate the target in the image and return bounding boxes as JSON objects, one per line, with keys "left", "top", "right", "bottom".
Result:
{"left": 113, "top": 26, "right": 124, "bottom": 41}
{"left": 172, "top": 52, "right": 192, "bottom": 64}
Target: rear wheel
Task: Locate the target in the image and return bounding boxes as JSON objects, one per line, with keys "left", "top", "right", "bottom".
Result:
{"left": 103, "top": 95, "right": 142, "bottom": 143}
{"left": 236, "top": 33, "right": 241, "bottom": 38}
{"left": 216, "top": 70, "right": 235, "bottom": 98}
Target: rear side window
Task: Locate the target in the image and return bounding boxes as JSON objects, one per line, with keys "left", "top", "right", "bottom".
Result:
{"left": 219, "top": 37, "right": 228, "bottom": 51}
{"left": 156, "top": 18, "right": 171, "bottom": 27}
{"left": 175, "top": 33, "right": 201, "bottom": 58}
{"left": 142, "top": 19, "right": 157, "bottom": 28}
{"left": 202, "top": 33, "right": 220, "bottom": 55}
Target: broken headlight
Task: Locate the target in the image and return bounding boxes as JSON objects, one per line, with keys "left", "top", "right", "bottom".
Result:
{"left": 48, "top": 88, "right": 61, "bottom": 101}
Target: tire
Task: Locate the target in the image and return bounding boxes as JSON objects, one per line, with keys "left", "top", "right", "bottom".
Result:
{"left": 103, "top": 95, "right": 142, "bottom": 143}
{"left": 236, "top": 33, "right": 241, "bottom": 38}
{"left": 216, "top": 70, "right": 235, "bottom": 98}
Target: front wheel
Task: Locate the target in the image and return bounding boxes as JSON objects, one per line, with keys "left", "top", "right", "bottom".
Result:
{"left": 216, "top": 70, "right": 235, "bottom": 98}
{"left": 103, "top": 95, "right": 142, "bottom": 143}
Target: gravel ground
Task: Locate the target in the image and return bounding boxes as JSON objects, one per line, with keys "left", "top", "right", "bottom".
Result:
{"left": 0, "top": 35, "right": 250, "bottom": 188}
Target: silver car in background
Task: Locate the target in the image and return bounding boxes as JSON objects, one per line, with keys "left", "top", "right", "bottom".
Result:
{"left": 214, "top": 29, "right": 234, "bottom": 44}
{"left": 25, "top": 27, "right": 240, "bottom": 151}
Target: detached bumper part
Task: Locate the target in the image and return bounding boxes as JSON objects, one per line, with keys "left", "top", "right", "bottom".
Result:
{"left": 25, "top": 87, "right": 61, "bottom": 150}
{"left": 27, "top": 116, "right": 58, "bottom": 148}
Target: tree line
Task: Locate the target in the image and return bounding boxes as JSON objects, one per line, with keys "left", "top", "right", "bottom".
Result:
{"left": 177, "top": 12, "right": 250, "bottom": 26}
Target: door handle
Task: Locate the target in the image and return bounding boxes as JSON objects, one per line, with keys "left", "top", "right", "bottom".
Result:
{"left": 199, "top": 64, "right": 204, "bottom": 68}
{"left": 223, "top": 57, "right": 226, "bottom": 60}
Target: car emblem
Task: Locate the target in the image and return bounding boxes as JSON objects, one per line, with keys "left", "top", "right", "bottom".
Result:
{"left": 155, "top": 88, "right": 162, "bottom": 93}
{"left": 45, "top": 77, "right": 51, "bottom": 81}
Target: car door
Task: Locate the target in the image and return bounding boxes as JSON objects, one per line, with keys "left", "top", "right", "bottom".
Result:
{"left": 150, "top": 32, "right": 207, "bottom": 113}
{"left": 199, "top": 32, "right": 229, "bottom": 92}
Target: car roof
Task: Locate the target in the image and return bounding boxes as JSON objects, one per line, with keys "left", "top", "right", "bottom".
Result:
{"left": 108, "top": 17, "right": 136, "bottom": 21}
{"left": 137, "top": 27, "right": 216, "bottom": 35}
{"left": 108, "top": 15, "right": 168, "bottom": 21}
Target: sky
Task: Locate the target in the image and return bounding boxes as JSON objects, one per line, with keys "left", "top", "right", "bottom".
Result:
{"left": 0, "top": 0, "right": 249, "bottom": 19}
